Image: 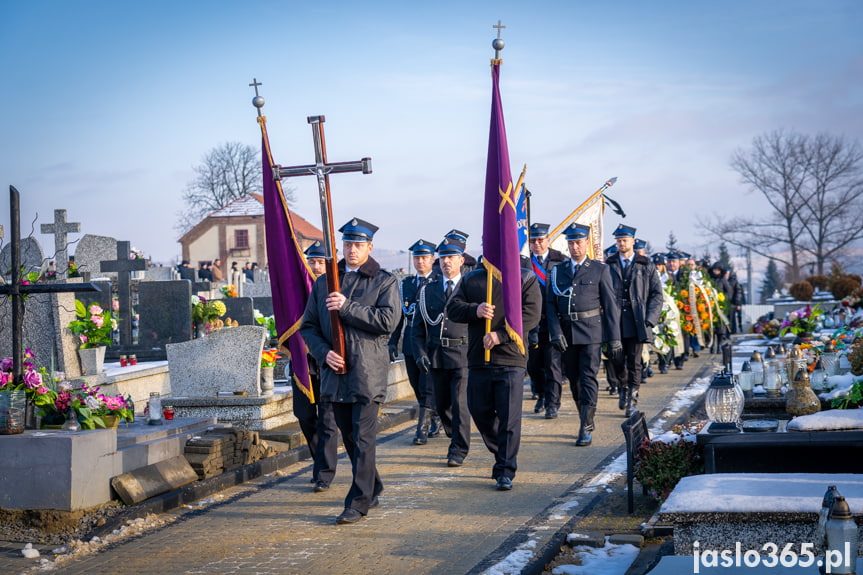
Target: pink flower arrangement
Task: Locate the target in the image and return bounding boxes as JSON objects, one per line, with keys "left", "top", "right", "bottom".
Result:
{"left": 67, "top": 299, "right": 118, "bottom": 349}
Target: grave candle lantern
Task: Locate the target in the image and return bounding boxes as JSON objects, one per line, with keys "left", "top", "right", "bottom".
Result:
{"left": 821, "top": 342, "right": 839, "bottom": 377}
{"left": 705, "top": 370, "right": 744, "bottom": 433}
{"left": 147, "top": 392, "right": 163, "bottom": 426}
{"left": 749, "top": 350, "right": 764, "bottom": 386}
{"left": 763, "top": 347, "right": 783, "bottom": 398}
{"left": 810, "top": 358, "right": 828, "bottom": 391}
{"left": 825, "top": 496, "right": 858, "bottom": 575}
{"left": 737, "top": 361, "right": 754, "bottom": 398}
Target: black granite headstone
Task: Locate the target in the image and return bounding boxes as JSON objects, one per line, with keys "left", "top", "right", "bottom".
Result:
{"left": 220, "top": 297, "right": 255, "bottom": 326}
{"left": 252, "top": 296, "right": 273, "bottom": 317}
{"left": 135, "top": 280, "right": 193, "bottom": 359}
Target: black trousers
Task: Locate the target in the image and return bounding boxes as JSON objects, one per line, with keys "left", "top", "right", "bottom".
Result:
{"left": 431, "top": 366, "right": 471, "bottom": 460}
{"left": 613, "top": 337, "right": 644, "bottom": 391}
{"left": 331, "top": 401, "right": 384, "bottom": 515}
{"left": 292, "top": 373, "right": 337, "bottom": 483}
{"left": 527, "top": 335, "right": 565, "bottom": 409}
{"left": 405, "top": 354, "right": 435, "bottom": 409}
{"left": 561, "top": 343, "right": 601, "bottom": 408}
{"left": 467, "top": 365, "right": 524, "bottom": 480}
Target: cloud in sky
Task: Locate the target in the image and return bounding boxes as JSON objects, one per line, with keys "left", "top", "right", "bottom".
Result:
{"left": 1, "top": 0, "right": 861, "bottom": 272}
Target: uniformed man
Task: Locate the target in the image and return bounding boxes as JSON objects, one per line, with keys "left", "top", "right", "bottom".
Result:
{"left": 525, "top": 222, "right": 567, "bottom": 418}
{"left": 447, "top": 258, "right": 541, "bottom": 489}
{"left": 546, "top": 223, "right": 621, "bottom": 446}
{"left": 435, "top": 229, "right": 478, "bottom": 275}
{"left": 412, "top": 236, "right": 471, "bottom": 467}
{"left": 388, "top": 239, "right": 440, "bottom": 445}
{"left": 606, "top": 224, "right": 664, "bottom": 417}
{"left": 300, "top": 241, "right": 339, "bottom": 493}
{"left": 300, "top": 217, "right": 401, "bottom": 525}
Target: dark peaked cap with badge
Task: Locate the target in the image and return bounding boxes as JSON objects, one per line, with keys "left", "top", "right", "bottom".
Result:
{"left": 304, "top": 240, "right": 326, "bottom": 258}
{"left": 444, "top": 229, "right": 469, "bottom": 243}
{"left": 612, "top": 224, "right": 636, "bottom": 238}
{"left": 634, "top": 238, "right": 647, "bottom": 250}
{"left": 409, "top": 239, "right": 437, "bottom": 256}
{"left": 563, "top": 222, "right": 591, "bottom": 241}
{"left": 529, "top": 223, "right": 550, "bottom": 238}
{"left": 339, "top": 217, "right": 378, "bottom": 242}
{"left": 437, "top": 236, "right": 466, "bottom": 256}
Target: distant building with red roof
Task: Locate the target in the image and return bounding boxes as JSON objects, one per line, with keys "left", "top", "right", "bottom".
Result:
{"left": 178, "top": 194, "right": 322, "bottom": 269}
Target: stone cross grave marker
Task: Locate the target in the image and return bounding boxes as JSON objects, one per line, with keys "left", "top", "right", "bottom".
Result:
{"left": 100, "top": 240, "right": 146, "bottom": 351}
{"left": 0, "top": 186, "right": 97, "bottom": 385}
{"left": 40, "top": 209, "right": 80, "bottom": 280}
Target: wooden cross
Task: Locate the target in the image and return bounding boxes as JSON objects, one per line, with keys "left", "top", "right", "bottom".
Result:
{"left": 274, "top": 115, "right": 372, "bottom": 373}
{"left": 40, "top": 209, "right": 80, "bottom": 280}
{"left": 0, "top": 186, "right": 98, "bottom": 387}
{"left": 100, "top": 240, "right": 146, "bottom": 349}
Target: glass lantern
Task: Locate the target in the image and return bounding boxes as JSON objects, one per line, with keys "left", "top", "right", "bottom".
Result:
{"left": 763, "top": 347, "right": 783, "bottom": 398}
{"left": 810, "top": 358, "right": 828, "bottom": 392}
{"left": 786, "top": 346, "right": 807, "bottom": 386}
{"left": 705, "top": 370, "right": 745, "bottom": 433}
{"left": 825, "top": 496, "right": 857, "bottom": 575}
{"left": 147, "top": 392, "right": 163, "bottom": 426}
{"left": 749, "top": 351, "right": 764, "bottom": 386}
{"left": 737, "top": 361, "right": 755, "bottom": 398}
{"left": 821, "top": 342, "right": 839, "bottom": 377}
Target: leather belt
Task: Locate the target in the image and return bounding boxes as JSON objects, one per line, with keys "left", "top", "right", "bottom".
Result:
{"left": 440, "top": 337, "right": 467, "bottom": 348}
{"left": 568, "top": 308, "right": 601, "bottom": 321}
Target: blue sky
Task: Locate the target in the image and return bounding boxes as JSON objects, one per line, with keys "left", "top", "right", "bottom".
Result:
{"left": 1, "top": 0, "right": 861, "bottom": 268}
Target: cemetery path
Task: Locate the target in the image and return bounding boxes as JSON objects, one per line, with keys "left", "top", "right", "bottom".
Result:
{"left": 8, "top": 355, "right": 716, "bottom": 575}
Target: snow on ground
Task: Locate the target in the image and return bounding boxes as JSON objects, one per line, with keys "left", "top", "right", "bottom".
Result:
{"left": 551, "top": 537, "right": 641, "bottom": 575}
{"left": 787, "top": 408, "right": 863, "bottom": 431}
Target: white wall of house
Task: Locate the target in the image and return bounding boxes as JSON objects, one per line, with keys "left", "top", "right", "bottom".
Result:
{"left": 188, "top": 226, "right": 220, "bottom": 265}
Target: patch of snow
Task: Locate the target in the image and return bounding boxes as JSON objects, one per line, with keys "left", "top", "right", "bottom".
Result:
{"left": 21, "top": 543, "right": 40, "bottom": 559}
{"left": 787, "top": 408, "right": 863, "bottom": 431}
{"left": 552, "top": 537, "right": 641, "bottom": 575}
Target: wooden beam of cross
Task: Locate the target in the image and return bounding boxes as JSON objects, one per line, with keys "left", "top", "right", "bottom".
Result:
{"left": 40, "top": 209, "right": 80, "bottom": 280}
{"left": 100, "top": 240, "right": 146, "bottom": 350}
{"left": 1, "top": 186, "right": 99, "bottom": 387}
{"left": 274, "top": 115, "right": 372, "bottom": 374}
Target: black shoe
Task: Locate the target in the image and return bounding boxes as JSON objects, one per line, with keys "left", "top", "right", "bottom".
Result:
{"left": 545, "top": 407, "right": 558, "bottom": 419}
{"left": 336, "top": 508, "right": 364, "bottom": 524}
{"left": 496, "top": 477, "right": 513, "bottom": 491}
{"left": 369, "top": 496, "right": 380, "bottom": 508}
{"left": 692, "top": 352, "right": 700, "bottom": 358}
{"left": 647, "top": 367, "right": 654, "bottom": 377}
{"left": 413, "top": 433, "right": 428, "bottom": 446}
{"left": 608, "top": 386, "right": 617, "bottom": 396}
{"left": 530, "top": 393, "right": 538, "bottom": 400}
{"left": 314, "top": 480, "right": 330, "bottom": 493}
{"left": 447, "top": 457, "right": 464, "bottom": 467}
{"left": 533, "top": 396, "right": 544, "bottom": 413}
{"left": 429, "top": 415, "right": 442, "bottom": 438}
{"left": 659, "top": 366, "right": 668, "bottom": 374}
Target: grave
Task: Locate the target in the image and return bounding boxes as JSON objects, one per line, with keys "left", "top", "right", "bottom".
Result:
{"left": 252, "top": 296, "right": 274, "bottom": 317}
{"left": 0, "top": 417, "right": 215, "bottom": 511}
{"left": 74, "top": 234, "right": 117, "bottom": 279}
{"left": 659, "top": 473, "right": 863, "bottom": 556}
{"left": 0, "top": 236, "right": 44, "bottom": 281}
{"left": 136, "top": 279, "right": 194, "bottom": 357}
{"left": 221, "top": 296, "right": 256, "bottom": 326}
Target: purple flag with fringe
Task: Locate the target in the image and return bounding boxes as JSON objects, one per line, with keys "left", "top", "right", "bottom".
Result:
{"left": 259, "top": 117, "right": 315, "bottom": 401}
{"left": 482, "top": 60, "right": 525, "bottom": 354}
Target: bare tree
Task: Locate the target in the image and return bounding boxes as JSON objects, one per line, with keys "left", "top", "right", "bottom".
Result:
{"left": 175, "top": 142, "right": 296, "bottom": 235}
{"left": 700, "top": 130, "right": 863, "bottom": 281}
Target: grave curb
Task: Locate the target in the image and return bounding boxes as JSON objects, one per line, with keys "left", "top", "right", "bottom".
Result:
{"left": 87, "top": 400, "right": 419, "bottom": 540}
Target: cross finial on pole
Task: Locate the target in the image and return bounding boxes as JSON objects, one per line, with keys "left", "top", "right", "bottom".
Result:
{"left": 250, "top": 78, "right": 265, "bottom": 117}
{"left": 493, "top": 20, "right": 506, "bottom": 39}
{"left": 492, "top": 20, "right": 506, "bottom": 60}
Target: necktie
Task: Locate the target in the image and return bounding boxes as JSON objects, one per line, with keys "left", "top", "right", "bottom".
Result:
{"left": 622, "top": 259, "right": 628, "bottom": 270}
{"left": 445, "top": 280, "right": 454, "bottom": 299}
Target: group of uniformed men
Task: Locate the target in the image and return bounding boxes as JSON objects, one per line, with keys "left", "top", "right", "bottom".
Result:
{"left": 294, "top": 215, "right": 720, "bottom": 525}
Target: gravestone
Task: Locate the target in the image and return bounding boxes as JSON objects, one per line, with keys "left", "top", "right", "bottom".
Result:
{"left": 242, "top": 280, "right": 272, "bottom": 298}
{"left": 167, "top": 325, "right": 266, "bottom": 397}
{"left": 74, "top": 234, "right": 117, "bottom": 279}
{"left": 77, "top": 280, "right": 113, "bottom": 316}
{"left": 136, "top": 280, "right": 193, "bottom": 359}
{"left": 144, "top": 266, "right": 174, "bottom": 281}
{"left": 252, "top": 296, "right": 274, "bottom": 317}
{"left": 0, "top": 237, "right": 44, "bottom": 281}
{"left": 101, "top": 240, "right": 146, "bottom": 353}
{"left": 221, "top": 297, "right": 256, "bottom": 326}
{"left": 40, "top": 209, "right": 80, "bottom": 280}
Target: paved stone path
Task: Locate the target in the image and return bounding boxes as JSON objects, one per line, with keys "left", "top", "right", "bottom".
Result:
{"left": 7, "top": 356, "right": 715, "bottom": 575}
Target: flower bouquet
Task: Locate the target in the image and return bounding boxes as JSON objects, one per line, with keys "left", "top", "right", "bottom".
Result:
{"left": 191, "top": 295, "right": 227, "bottom": 336}
{"left": 68, "top": 299, "right": 118, "bottom": 349}
{"left": 220, "top": 284, "right": 238, "bottom": 298}
{"left": 49, "top": 381, "right": 134, "bottom": 429}
{"left": 261, "top": 348, "right": 281, "bottom": 368}
{"left": 1, "top": 349, "right": 58, "bottom": 409}
{"left": 780, "top": 304, "right": 825, "bottom": 337}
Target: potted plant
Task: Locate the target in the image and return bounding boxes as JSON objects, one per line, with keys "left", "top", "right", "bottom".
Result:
{"left": 260, "top": 348, "right": 281, "bottom": 396}
{"left": 68, "top": 299, "right": 118, "bottom": 375}
{"left": 0, "top": 349, "right": 59, "bottom": 434}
